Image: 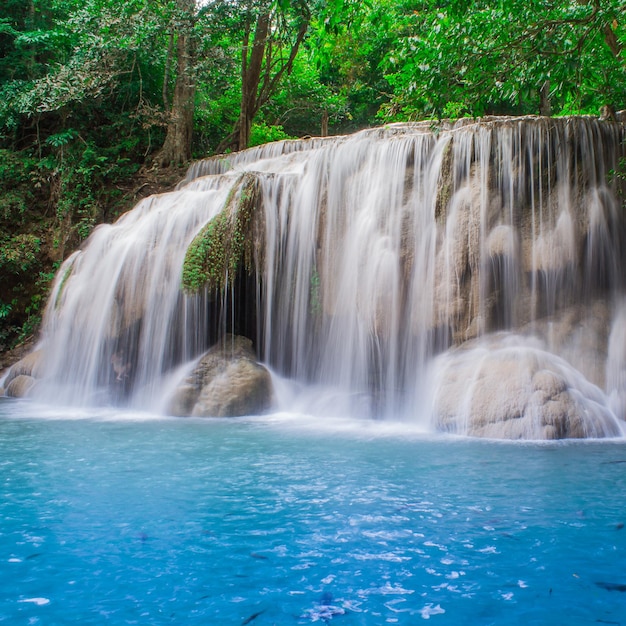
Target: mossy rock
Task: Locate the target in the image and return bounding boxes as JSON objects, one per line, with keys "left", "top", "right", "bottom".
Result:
{"left": 182, "top": 172, "right": 264, "bottom": 293}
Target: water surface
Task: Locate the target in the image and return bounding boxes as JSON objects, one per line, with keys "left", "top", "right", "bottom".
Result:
{"left": 1, "top": 401, "right": 625, "bottom": 624}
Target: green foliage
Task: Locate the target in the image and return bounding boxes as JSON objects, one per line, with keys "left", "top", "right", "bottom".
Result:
{"left": 47, "top": 137, "right": 140, "bottom": 239}
{"left": 0, "top": 298, "right": 18, "bottom": 351}
{"left": 0, "top": 236, "right": 52, "bottom": 349}
{"left": 248, "top": 122, "right": 294, "bottom": 147}
{"left": 194, "top": 84, "right": 241, "bottom": 155}
{"left": 0, "top": 0, "right": 172, "bottom": 350}
{"left": 261, "top": 48, "right": 347, "bottom": 136}
{"left": 380, "top": 0, "right": 626, "bottom": 120}
{"left": 45, "top": 128, "right": 78, "bottom": 148}
{"left": 610, "top": 156, "right": 626, "bottom": 211}
{"left": 0, "top": 234, "right": 41, "bottom": 274}
{"left": 309, "top": 267, "right": 321, "bottom": 316}
{"left": 442, "top": 101, "right": 470, "bottom": 120}
{"left": 309, "top": 0, "right": 391, "bottom": 130}
{"left": 0, "top": 301, "right": 13, "bottom": 321}
{"left": 15, "top": 267, "right": 59, "bottom": 344}
{"left": 0, "top": 149, "right": 39, "bottom": 225}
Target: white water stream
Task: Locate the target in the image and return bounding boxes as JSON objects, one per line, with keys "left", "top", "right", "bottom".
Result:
{"left": 16, "top": 117, "right": 626, "bottom": 438}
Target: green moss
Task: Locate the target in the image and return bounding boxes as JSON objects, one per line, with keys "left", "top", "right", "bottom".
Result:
{"left": 309, "top": 268, "right": 321, "bottom": 317}
{"left": 54, "top": 264, "right": 74, "bottom": 310}
{"left": 182, "top": 173, "right": 261, "bottom": 293}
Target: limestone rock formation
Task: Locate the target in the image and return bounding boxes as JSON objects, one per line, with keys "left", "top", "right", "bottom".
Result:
{"left": 2, "top": 349, "right": 45, "bottom": 397}
{"left": 25, "top": 116, "right": 626, "bottom": 439}
{"left": 432, "top": 335, "right": 623, "bottom": 439}
{"left": 5, "top": 374, "right": 37, "bottom": 398}
{"left": 167, "top": 335, "right": 274, "bottom": 417}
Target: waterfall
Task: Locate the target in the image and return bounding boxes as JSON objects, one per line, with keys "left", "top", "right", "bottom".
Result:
{"left": 27, "top": 117, "right": 626, "bottom": 437}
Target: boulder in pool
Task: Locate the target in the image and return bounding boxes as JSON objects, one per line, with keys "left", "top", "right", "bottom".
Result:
{"left": 167, "top": 335, "right": 274, "bottom": 417}
{"left": 432, "top": 334, "right": 623, "bottom": 439}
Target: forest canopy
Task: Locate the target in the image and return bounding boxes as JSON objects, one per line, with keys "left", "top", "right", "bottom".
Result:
{"left": 0, "top": 0, "right": 624, "bottom": 350}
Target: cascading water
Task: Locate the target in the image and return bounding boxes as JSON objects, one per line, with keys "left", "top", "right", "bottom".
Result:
{"left": 12, "top": 116, "right": 626, "bottom": 438}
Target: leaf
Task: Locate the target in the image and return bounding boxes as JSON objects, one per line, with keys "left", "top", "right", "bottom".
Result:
{"left": 45, "top": 129, "right": 78, "bottom": 148}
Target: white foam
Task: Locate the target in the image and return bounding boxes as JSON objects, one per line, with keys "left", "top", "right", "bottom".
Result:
{"left": 419, "top": 603, "right": 445, "bottom": 619}
{"left": 19, "top": 598, "right": 50, "bottom": 606}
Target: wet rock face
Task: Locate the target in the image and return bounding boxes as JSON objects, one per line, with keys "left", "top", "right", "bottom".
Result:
{"left": 432, "top": 335, "right": 623, "bottom": 440}
{"left": 2, "top": 349, "right": 45, "bottom": 398}
{"left": 5, "top": 375, "right": 37, "bottom": 398}
{"left": 167, "top": 335, "right": 274, "bottom": 417}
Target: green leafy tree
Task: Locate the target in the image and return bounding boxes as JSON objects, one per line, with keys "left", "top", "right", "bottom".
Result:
{"left": 0, "top": 0, "right": 178, "bottom": 347}
{"left": 381, "top": 0, "right": 625, "bottom": 120}
{"left": 308, "top": 0, "right": 395, "bottom": 130}
{"left": 208, "top": 0, "right": 311, "bottom": 152}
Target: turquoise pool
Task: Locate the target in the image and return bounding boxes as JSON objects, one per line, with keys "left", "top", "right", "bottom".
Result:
{"left": 1, "top": 402, "right": 625, "bottom": 624}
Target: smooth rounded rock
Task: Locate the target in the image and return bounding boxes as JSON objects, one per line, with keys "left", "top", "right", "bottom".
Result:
{"left": 6, "top": 375, "right": 37, "bottom": 398}
{"left": 191, "top": 359, "right": 273, "bottom": 417}
{"left": 167, "top": 335, "right": 274, "bottom": 417}
{"left": 432, "top": 334, "right": 623, "bottom": 440}
{"left": 4, "top": 350, "right": 45, "bottom": 388}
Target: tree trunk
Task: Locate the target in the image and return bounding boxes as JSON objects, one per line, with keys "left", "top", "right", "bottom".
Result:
{"left": 232, "top": 2, "right": 310, "bottom": 153}
{"left": 238, "top": 12, "right": 270, "bottom": 151}
{"left": 603, "top": 23, "right": 622, "bottom": 59}
{"left": 157, "top": 0, "right": 196, "bottom": 167}
{"left": 27, "top": 0, "right": 36, "bottom": 76}
{"left": 539, "top": 81, "right": 551, "bottom": 117}
{"left": 162, "top": 33, "right": 175, "bottom": 111}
